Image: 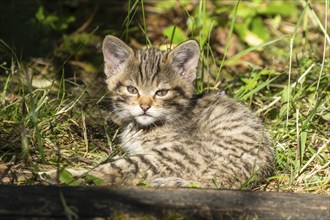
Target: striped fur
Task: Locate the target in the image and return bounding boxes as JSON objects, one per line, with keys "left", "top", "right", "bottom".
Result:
{"left": 92, "top": 35, "right": 274, "bottom": 188}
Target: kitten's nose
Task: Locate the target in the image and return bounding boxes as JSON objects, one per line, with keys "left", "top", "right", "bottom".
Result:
{"left": 140, "top": 103, "right": 151, "bottom": 112}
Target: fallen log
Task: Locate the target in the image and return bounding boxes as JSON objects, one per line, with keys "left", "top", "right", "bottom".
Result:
{"left": 0, "top": 185, "right": 329, "bottom": 219}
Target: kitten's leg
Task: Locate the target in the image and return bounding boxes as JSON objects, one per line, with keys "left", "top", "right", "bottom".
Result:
{"left": 38, "top": 155, "right": 199, "bottom": 187}
{"left": 38, "top": 155, "right": 156, "bottom": 185}
{"left": 38, "top": 169, "right": 88, "bottom": 184}
{"left": 149, "top": 177, "right": 202, "bottom": 187}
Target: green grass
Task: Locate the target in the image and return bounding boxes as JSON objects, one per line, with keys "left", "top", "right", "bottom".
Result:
{"left": 0, "top": 0, "right": 329, "bottom": 193}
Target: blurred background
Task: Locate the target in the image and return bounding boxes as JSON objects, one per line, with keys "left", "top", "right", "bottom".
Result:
{"left": 1, "top": 0, "right": 327, "bottom": 86}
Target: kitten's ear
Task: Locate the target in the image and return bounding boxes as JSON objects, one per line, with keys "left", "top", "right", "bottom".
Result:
{"left": 167, "top": 40, "right": 200, "bottom": 82}
{"left": 102, "top": 35, "right": 134, "bottom": 77}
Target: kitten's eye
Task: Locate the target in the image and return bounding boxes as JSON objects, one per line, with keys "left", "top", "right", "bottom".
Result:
{"left": 127, "top": 86, "right": 138, "bottom": 94}
{"left": 155, "top": 90, "right": 168, "bottom": 97}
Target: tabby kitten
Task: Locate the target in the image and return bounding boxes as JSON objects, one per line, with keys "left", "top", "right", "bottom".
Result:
{"left": 89, "top": 35, "right": 273, "bottom": 188}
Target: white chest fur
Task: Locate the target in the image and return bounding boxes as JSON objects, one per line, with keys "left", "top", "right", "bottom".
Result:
{"left": 120, "top": 124, "right": 145, "bottom": 154}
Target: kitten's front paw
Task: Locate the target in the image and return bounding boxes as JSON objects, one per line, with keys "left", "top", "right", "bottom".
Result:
{"left": 149, "top": 177, "right": 201, "bottom": 187}
{"left": 38, "top": 169, "right": 87, "bottom": 185}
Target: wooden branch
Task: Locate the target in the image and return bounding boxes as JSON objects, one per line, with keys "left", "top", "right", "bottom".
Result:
{"left": 0, "top": 185, "right": 329, "bottom": 219}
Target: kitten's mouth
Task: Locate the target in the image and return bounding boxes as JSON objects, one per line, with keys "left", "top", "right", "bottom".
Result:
{"left": 137, "top": 114, "right": 153, "bottom": 119}
{"left": 135, "top": 114, "right": 156, "bottom": 126}
{"left": 137, "top": 111, "right": 154, "bottom": 116}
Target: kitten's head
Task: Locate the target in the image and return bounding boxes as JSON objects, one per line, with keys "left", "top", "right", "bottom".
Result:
{"left": 102, "top": 35, "right": 200, "bottom": 127}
